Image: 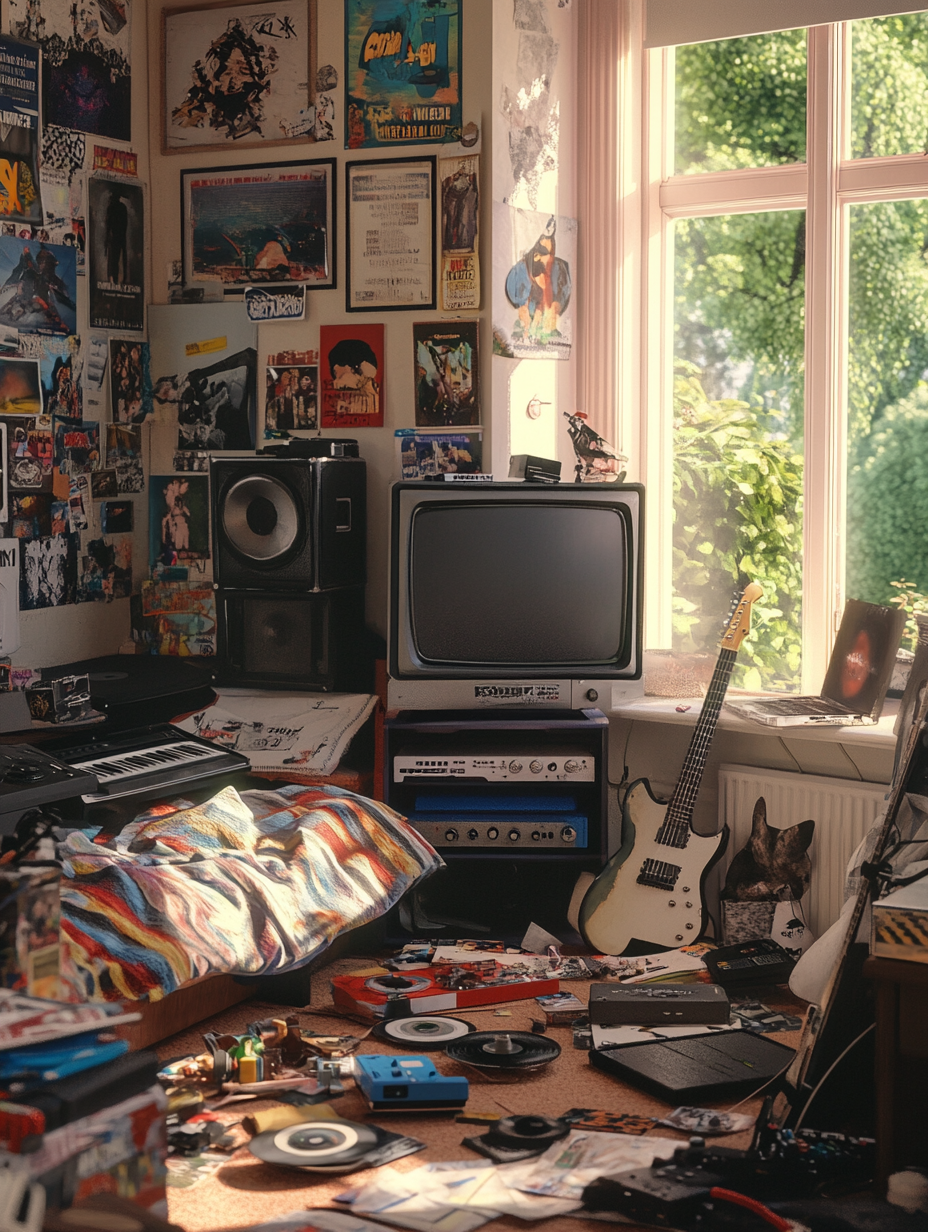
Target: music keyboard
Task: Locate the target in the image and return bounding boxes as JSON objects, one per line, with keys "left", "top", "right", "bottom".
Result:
{"left": 49, "top": 725, "right": 251, "bottom": 804}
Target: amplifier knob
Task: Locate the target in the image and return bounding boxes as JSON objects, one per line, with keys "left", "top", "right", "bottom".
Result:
{"left": 675, "top": 934, "right": 684, "bottom": 941}
{"left": 531, "top": 830, "right": 540, "bottom": 841}
{"left": 509, "top": 760, "right": 523, "bottom": 773}
{"left": 560, "top": 825, "right": 576, "bottom": 843}
{"left": 668, "top": 901, "right": 676, "bottom": 907}
{"left": 467, "top": 828, "right": 479, "bottom": 840}
{"left": 487, "top": 827, "right": 499, "bottom": 840}
{"left": 685, "top": 901, "right": 693, "bottom": 909}
{"left": 444, "top": 829, "right": 458, "bottom": 842}
{"left": 685, "top": 923, "right": 694, "bottom": 930}
{"left": 564, "top": 759, "right": 580, "bottom": 773}
{"left": 508, "top": 828, "right": 521, "bottom": 841}
{"left": 682, "top": 886, "right": 691, "bottom": 893}
{"left": 547, "top": 762, "right": 557, "bottom": 771}
{"left": 530, "top": 760, "right": 543, "bottom": 773}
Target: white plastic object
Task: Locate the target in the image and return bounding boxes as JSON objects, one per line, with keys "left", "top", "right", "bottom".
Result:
{"left": 0, "top": 1157, "right": 44, "bottom": 1232}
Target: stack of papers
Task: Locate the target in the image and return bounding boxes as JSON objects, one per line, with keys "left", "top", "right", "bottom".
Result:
{"left": 0, "top": 990, "right": 139, "bottom": 1050}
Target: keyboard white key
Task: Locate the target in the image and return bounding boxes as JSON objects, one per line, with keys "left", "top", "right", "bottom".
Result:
{"left": 72, "top": 742, "right": 217, "bottom": 784}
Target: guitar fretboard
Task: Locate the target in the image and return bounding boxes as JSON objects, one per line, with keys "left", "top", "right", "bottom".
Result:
{"left": 655, "top": 646, "right": 738, "bottom": 850}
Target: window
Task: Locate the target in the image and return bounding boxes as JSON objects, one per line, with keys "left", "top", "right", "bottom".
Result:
{"left": 632, "top": 14, "right": 928, "bottom": 693}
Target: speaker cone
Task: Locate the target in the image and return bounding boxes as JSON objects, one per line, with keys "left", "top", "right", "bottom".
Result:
{"left": 222, "top": 475, "right": 301, "bottom": 563}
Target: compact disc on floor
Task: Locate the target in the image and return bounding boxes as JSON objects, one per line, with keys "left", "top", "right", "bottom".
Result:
{"left": 445, "top": 1031, "right": 562, "bottom": 1070}
{"left": 249, "top": 1119, "right": 378, "bottom": 1170}
{"left": 364, "top": 973, "right": 432, "bottom": 996}
{"left": 373, "top": 1015, "right": 475, "bottom": 1048}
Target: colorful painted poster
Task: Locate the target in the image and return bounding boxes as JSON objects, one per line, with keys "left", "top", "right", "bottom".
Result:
{"left": 413, "top": 320, "right": 478, "bottom": 426}
{"left": 7, "top": 0, "right": 131, "bottom": 142}
{"left": 163, "top": 0, "right": 311, "bottom": 151}
{"left": 176, "top": 348, "right": 256, "bottom": 450}
{"left": 88, "top": 176, "right": 145, "bottom": 332}
{"left": 439, "top": 152, "right": 479, "bottom": 311}
{"left": 53, "top": 417, "right": 99, "bottom": 475}
{"left": 11, "top": 492, "right": 51, "bottom": 536}
{"left": 131, "top": 580, "right": 217, "bottom": 657}
{"left": 105, "top": 423, "right": 143, "bottom": 493}
{"left": 0, "top": 235, "right": 76, "bottom": 336}
{"left": 319, "top": 324, "right": 383, "bottom": 428}
{"left": 0, "top": 36, "right": 42, "bottom": 226}
{"left": 181, "top": 160, "right": 335, "bottom": 291}
{"left": 265, "top": 351, "right": 317, "bottom": 435}
{"left": 41, "top": 346, "right": 81, "bottom": 421}
{"left": 149, "top": 475, "right": 210, "bottom": 570}
{"left": 492, "top": 203, "right": 575, "bottom": 361}
{"left": 19, "top": 532, "right": 77, "bottom": 609}
{"left": 395, "top": 427, "right": 482, "bottom": 478}
{"left": 345, "top": 0, "right": 461, "bottom": 149}
{"left": 0, "top": 356, "right": 41, "bottom": 415}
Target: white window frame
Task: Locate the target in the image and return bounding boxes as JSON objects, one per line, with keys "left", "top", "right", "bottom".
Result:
{"left": 621, "top": 15, "right": 928, "bottom": 692}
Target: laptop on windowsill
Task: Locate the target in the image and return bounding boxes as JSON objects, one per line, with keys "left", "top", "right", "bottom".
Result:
{"left": 724, "top": 598, "right": 906, "bottom": 728}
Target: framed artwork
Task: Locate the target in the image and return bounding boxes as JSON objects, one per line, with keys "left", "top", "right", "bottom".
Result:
{"left": 345, "top": 0, "right": 461, "bottom": 150}
{"left": 346, "top": 157, "right": 435, "bottom": 312}
{"left": 181, "top": 159, "right": 336, "bottom": 293}
{"left": 162, "top": 0, "right": 318, "bottom": 153}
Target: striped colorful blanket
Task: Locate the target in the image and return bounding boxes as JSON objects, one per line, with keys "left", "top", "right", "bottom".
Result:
{"left": 59, "top": 784, "right": 442, "bottom": 1002}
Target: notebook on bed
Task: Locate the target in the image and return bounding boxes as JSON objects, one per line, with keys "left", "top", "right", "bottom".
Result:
{"left": 724, "top": 598, "right": 906, "bottom": 727}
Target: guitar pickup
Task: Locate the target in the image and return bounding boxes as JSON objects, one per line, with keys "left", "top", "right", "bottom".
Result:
{"left": 637, "top": 858, "right": 682, "bottom": 890}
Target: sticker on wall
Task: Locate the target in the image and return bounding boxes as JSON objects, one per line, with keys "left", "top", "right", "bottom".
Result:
{"left": 319, "top": 324, "right": 383, "bottom": 428}
{"left": 245, "top": 286, "right": 306, "bottom": 323}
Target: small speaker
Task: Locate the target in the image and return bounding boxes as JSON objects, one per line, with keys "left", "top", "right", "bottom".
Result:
{"left": 218, "top": 587, "right": 371, "bottom": 690}
{"left": 211, "top": 456, "right": 366, "bottom": 591}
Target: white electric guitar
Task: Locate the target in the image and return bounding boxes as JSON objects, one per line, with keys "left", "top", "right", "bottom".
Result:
{"left": 579, "top": 583, "right": 763, "bottom": 955}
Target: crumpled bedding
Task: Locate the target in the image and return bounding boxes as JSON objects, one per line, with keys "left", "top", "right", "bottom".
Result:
{"left": 59, "top": 783, "right": 442, "bottom": 1002}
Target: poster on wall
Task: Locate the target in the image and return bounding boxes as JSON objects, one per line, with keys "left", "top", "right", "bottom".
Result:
{"left": 163, "top": 0, "right": 316, "bottom": 152}
{"left": 319, "top": 323, "right": 383, "bottom": 428}
{"left": 0, "top": 357, "right": 42, "bottom": 415}
{"left": 0, "top": 235, "right": 76, "bottom": 337}
{"left": 413, "top": 321, "right": 478, "bottom": 426}
{"left": 19, "top": 532, "right": 78, "bottom": 609}
{"left": 149, "top": 475, "right": 210, "bottom": 571}
{"left": 181, "top": 160, "right": 335, "bottom": 292}
{"left": 265, "top": 351, "right": 317, "bottom": 435}
{"left": 439, "top": 151, "right": 479, "bottom": 311}
{"left": 0, "top": 36, "right": 43, "bottom": 226}
{"left": 88, "top": 176, "right": 145, "bottom": 332}
{"left": 346, "top": 158, "right": 434, "bottom": 311}
{"left": 7, "top": 0, "right": 131, "bottom": 142}
{"left": 492, "top": 202, "right": 575, "bottom": 361}
{"left": 345, "top": 0, "right": 461, "bottom": 150}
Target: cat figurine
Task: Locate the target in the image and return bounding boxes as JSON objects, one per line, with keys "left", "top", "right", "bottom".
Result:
{"left": 722, "top": 796, "right": 814, "bottom": 902}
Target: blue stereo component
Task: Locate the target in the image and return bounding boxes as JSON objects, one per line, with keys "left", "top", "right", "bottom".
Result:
{"left": 414, "top": 794, "right": 578, "bottom": 813}
{"left": 354, "top": 1054, "right": 469, "bottom": 1111}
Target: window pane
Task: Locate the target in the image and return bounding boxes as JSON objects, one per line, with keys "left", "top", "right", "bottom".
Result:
{"left": 672, "top": 212, "right": 805, "bottom": 691}
{"left": 851, "top": 14, "right": 928, "bottom": 160}
{"left": 846, "top": 200, "right": 928, "bottom": 648}
{"left": 674, "top": 31, "right": 807, "bottom": 176}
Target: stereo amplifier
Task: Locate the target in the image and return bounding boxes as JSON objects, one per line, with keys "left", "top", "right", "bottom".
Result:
{"left": 393, "top": 753, "right": 595, "bottom": 783}
{"left": 407, "top": 815, "right": 588, "bottom": 850}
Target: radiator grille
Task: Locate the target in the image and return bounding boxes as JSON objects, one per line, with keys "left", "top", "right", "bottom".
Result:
{"left": 717, "top": 765, "right": 888, "bottom": 939}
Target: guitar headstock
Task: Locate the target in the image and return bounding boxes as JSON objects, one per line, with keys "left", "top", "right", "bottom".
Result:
{"left": 719, "top": 583, "right": 763, "bottom": 651}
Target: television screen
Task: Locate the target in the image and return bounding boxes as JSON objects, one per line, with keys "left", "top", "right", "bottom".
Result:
{"left": 410, "top": 503, "right": 627, "bottom": 666}
{"left": 390, "top": 482, "right": 644, "bottom": 683}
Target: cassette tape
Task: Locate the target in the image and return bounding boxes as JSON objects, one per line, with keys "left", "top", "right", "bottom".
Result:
{"left": 331, "top": 961, "right": 558, "bottom": 1019}
{"left": 354, "top": 1054, "right": 469, "bottom": 1111}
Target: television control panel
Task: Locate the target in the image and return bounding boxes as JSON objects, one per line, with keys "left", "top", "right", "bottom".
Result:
{"left": 393, "top": 753, "right": 595, "bottom": 783}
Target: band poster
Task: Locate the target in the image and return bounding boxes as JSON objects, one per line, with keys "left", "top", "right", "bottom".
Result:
{"left": 319, "top": 323, "right": 383, "bottom": 428}
{"left": 413, "top": 321, "right": 478, "bottom": 427}
{"left": 439, "top": 152, "right": 479, "bottom": 311}
{"left": 88, "top": 176, "right": 145, "bottom": 332}
{"left": 345, "top": 0, "right": 461, "bottom": 150}
{"left": 0, "top": 36, "right": 42, "bottom": 226}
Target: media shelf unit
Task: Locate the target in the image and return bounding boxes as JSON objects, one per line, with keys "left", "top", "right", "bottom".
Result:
{"left": 384, "top": 708, "right": 609, "bottom": 867}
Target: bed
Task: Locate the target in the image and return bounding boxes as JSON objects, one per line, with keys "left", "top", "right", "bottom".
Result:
{"left": 57, "top": 782, "right": 442, "bottom": 1044}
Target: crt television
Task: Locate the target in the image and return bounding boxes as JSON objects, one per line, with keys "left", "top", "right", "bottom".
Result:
{"left": 388, "top": 481, "right": 644, "bottom": 710}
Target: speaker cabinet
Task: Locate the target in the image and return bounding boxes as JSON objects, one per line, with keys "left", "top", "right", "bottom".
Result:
{"left": 217, "top": 587, "right": 371, "bottom": 691}
{"left": 211, "top": 456, "right": 366, "bottom": 591}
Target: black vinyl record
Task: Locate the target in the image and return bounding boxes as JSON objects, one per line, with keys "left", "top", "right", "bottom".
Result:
{"left": 373, "top": 1015, "right": 475, "bottom": 1050}
{"left": 250, "top": 1119, "right": 378, "bottom": 1172}
{"left": 490, "top": 1114, "right": 569, "bottom": 1149}
{"left": 445, "top": 1031, "right": 562, "bottom": 1070}
{"left": 365, "top": 974, "right": 432, "bottom": 996}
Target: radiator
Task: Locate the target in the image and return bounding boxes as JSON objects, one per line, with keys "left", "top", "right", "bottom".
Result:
{"left": 716, "top": 765, "right": 889, "bottom": 939}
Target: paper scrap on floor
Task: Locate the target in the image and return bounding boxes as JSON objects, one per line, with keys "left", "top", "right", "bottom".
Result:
{"left": 174, "top": 689, "right": 378, "bottom": 775}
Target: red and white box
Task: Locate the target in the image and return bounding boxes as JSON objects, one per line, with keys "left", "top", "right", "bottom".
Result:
{"left": 332, "top": 960, "right": 558, "bottom": 1018}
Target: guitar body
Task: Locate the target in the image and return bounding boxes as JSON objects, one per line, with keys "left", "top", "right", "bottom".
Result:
{"left": 579, "top": 779, "right": 729, "bottom": 955}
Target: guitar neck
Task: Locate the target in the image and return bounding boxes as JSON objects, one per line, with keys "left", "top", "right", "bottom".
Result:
{"left": 658, "top": 647, "right": 738, "bottom": 847}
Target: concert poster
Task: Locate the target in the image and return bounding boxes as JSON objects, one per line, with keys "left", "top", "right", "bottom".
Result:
{"left": 88, "top": 176, "right": 145, "bottom": 332}
{"left": 439, "top": 151, "right": 479, "bottom": 311}
{"left": 413, "top": 320, "right": 478, "bottom": 426}
{"left": 0, "top": 36, "right": 43, "bottom": 226}
{"left": 319, "top": 323, "right": 383, "bottom": 428}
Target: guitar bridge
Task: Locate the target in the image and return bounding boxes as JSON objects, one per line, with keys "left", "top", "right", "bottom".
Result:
{"left": 637, "top": 858, "right": 681, "bottom": 891}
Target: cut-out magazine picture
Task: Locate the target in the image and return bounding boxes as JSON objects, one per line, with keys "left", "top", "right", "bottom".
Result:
{"left": 0, "top": 236, "right": 77, "bottom": 337}
{"left": 149, "top": 474, "right": 209, "bottom": 570}
{"left": 7, "top": 0, "right": 131, "bottom": 142}
{"left": 176, "top": 347, "right": 256, "bottom": 450}
{"left": 345, "top": 0, "right": 461, "bottom": 149}
{"left": 413, "top": 320, "right": 478, "bottom": 426}
{"left": 493, "top": 202, "right": 575, "bottom": 362}
{"left": 182, "top": 160, "right": 335, "bottom": 292}
{"left": 163, "top": 0, "right": 315, "bottom": 152}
